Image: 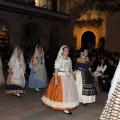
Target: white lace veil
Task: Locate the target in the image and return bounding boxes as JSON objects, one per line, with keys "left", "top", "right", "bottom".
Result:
{"left": 57, "top": 45, "right": 67, "bottom": 58}
{"left": 35, "top": 45, "right": 40, "bottom": 58}
{"left": 8, "top": 46, "right": 25, "bottom": 71}
{"left": 30, "top": 45, "right": 45, "bottom": 68}
{"left": 107, "top": 60, "right": 120, "bottom": 102}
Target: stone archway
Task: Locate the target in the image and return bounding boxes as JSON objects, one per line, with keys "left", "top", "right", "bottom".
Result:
{"left": 81, "top": 31, "right": 96, "bottom": 50}
{"left": 74, "top": 27, "right": 101, "bottom": 50}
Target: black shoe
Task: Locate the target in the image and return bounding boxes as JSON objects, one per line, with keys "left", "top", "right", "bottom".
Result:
{"left": 100, "top": 89, "right": 104, "bottom": 91}
{"left": 81, "top": 103, "right": 87, "bottom": 106}
{"left": 100, "top": 88, "right": 108, "bottom": 92}
{"left": 63, "top": 111, "right": 72, "bottom": 115}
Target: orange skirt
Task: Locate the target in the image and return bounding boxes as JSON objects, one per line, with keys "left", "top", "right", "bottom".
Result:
{"left": 41, "top": 75, "right": 79, "bottom": 110}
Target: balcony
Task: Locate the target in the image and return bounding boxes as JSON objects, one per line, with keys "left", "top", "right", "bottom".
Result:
{"left": 0, "top": 0, "right": 70, "bottom": 22}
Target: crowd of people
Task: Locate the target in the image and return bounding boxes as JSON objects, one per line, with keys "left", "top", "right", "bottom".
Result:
{"left": 0, "top": 44, "right": 120, "bottom": 116}
{"left": 0, "top": 45, "right": 119, "bottom": 89}
{"left": 0, "top": 44, "right": 119, "bottom": 91}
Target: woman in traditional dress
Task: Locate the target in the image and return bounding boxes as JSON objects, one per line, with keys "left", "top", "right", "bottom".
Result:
{"left": 28, "top": 45, "right": 47, "bottom": 91}
{"left": 100, "top": 60, "right": 120, "bottom": 120}
{"left": 6, "top": 46, "right": 26, "bottom": 98}
{"left": 74, "top": 48, "right": 96, "bottom": 106}
{"left": 0, "top": 57, "right": 5, "bottom": 87}
{"left": 41, "top": 45, "right": 79, "bottom": 115}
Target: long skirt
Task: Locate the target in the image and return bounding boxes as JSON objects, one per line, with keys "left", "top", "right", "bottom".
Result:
{"left": 41, "top": 75, "right": 79, "bottom": 110}
{"left": 0, "top": 69, "right": 5, "bottom": 87}
{"left": 75, "top": 71, "right": 96, "bottom": 103}
{"left": 6, "top": 73, "right": 25, "bottom": 93}
{"left": 28, "top": 69, "right": 47, "bottom": 89}
{"left": 100, "top": 82, "right": 120, "bottom": 120}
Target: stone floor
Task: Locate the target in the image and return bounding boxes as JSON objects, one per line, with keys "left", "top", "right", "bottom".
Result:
{"left": 0, "top": 85, "right": 108, "bottom": 120}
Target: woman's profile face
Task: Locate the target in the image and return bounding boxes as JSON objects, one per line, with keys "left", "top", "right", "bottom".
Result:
{"left": 101, "top": 59, "right": 105, "bottom": 65}
{"left": 17, "top": 48, "right": 22, "bottom": 55}
{"left": 38, "top": 47, "right": 42, "bottom": 54}
{"left": 83, "top": 49, "right": 88, "bottom": 57}
{"left": 63, "top": 47, "right": 69, "bottom": 56}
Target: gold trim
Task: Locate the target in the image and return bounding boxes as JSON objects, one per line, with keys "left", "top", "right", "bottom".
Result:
{"left": 6, "top": 90, "right": 25, "bottom": 94}
{"left": 76, "top": 57, "right": 89, "bottom": 64}
{"left": 42, "top": 102, "right": 78, "bottom": 111}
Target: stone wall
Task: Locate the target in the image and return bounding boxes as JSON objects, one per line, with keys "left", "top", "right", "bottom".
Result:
{"left": 106, "top": 12, "right": 120, "bottom": 52}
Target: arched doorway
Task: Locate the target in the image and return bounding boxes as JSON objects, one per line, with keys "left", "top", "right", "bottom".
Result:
{"left": 0, "top": 20, "right": 9, "bottom": 47}
{"left": 49, "top": 27, "right": 59, "bottom": 49}
{"left": 81, "top": 31, "right": 96, "bottom": 50}
{"left": 21, "top": 23, "right": 39, "bottom": 46}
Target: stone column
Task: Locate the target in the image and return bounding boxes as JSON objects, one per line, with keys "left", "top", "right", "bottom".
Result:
{"left": 35, "top": 0, "right": 40, "bottom": 7}
{"left": 66, "top": 0, "right": 70, "bottom": 14}
{"left": 47, "top": 0, "right": 52, "bottom": 10}
{"left": 57, "top": 0, "right": 60, "bottom": 12}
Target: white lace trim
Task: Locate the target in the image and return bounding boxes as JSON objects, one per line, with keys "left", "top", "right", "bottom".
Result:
{"left": 41, "top": 96, "right": 79, "bottom": 109}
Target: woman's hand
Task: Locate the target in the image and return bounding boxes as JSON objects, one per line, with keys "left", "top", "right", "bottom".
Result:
{"left": 55, "top": 79, "right": 58, "bottom": 85}
{"left": 73, "top": 71, "right": 77, "bottom": 81}
{"left": 54, "top": 68, "right": 58, "bottom": 85}
{"left": 10, "top": 69, "right": 13, "bottom": 75}
{"left": 73, "top": 74, "right": 76, "bottom": 81}
{"left": 8, "top": 68, "right": 13, "bottom": 75}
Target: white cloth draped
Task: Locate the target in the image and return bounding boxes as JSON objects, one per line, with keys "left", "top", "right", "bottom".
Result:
{"left": 107, "top": 60, "right": 120, "bottom": 102}
{"left": 93, "top": 65, "right": 107, "bottom": 76}
{"left": 61, "top": 74, "right": 79, "bottom": 103}
{"left": 29, "top": 45, "right": 47, "bottom": 83}
{"left": 75, "top": 70, "right": 96, "bottom": 103}
{"left": 29, "top": 45, "right": 45, "bottom": 69}
{"left": 8, "top": 46, "right": 26, "bottom": 88}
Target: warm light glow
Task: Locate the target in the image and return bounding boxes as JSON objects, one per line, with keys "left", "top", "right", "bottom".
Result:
{"left": 74, "top": 27, "right": 100, "bottom": 50}
{"left": 0, "top": 31, "right": 8, "bottom": 43}
{"left": 35, "top": 0, "right": 46, "bottom": 7}
{"left": 73, "top": 10, "right": 106, "bottom": 50}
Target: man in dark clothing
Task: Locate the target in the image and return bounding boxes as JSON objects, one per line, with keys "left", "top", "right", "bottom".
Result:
{"left": 98, "top": 58, "right": 116, "bottom": 92}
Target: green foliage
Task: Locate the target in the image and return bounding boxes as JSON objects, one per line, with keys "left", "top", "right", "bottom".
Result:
{"left": 74, "top": 18, "right": 103, "bottom": 28}
{"left": 72, "top": 0, "right": 120, "bottom": 18}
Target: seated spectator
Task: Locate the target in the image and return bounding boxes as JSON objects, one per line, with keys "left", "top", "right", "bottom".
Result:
{"left": 93, "top": 58, "right": 107, "bottom": 91}
{"left": 98, "top": 58, "right": 116, "bottom": 92}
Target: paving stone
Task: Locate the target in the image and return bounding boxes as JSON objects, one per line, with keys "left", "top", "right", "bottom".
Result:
{"left": 0, "top": 85, "right": 108, "bottom": 120}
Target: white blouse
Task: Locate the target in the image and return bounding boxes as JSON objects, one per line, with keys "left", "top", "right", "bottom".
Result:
{"left": 93, "top": 64, "right": 107, "bottom": 76}
{"left": 54, "top": 56, "right": 72, "bottom": 76}
{"left": 96, "top": 65, "right": 107, "bottom": 73}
